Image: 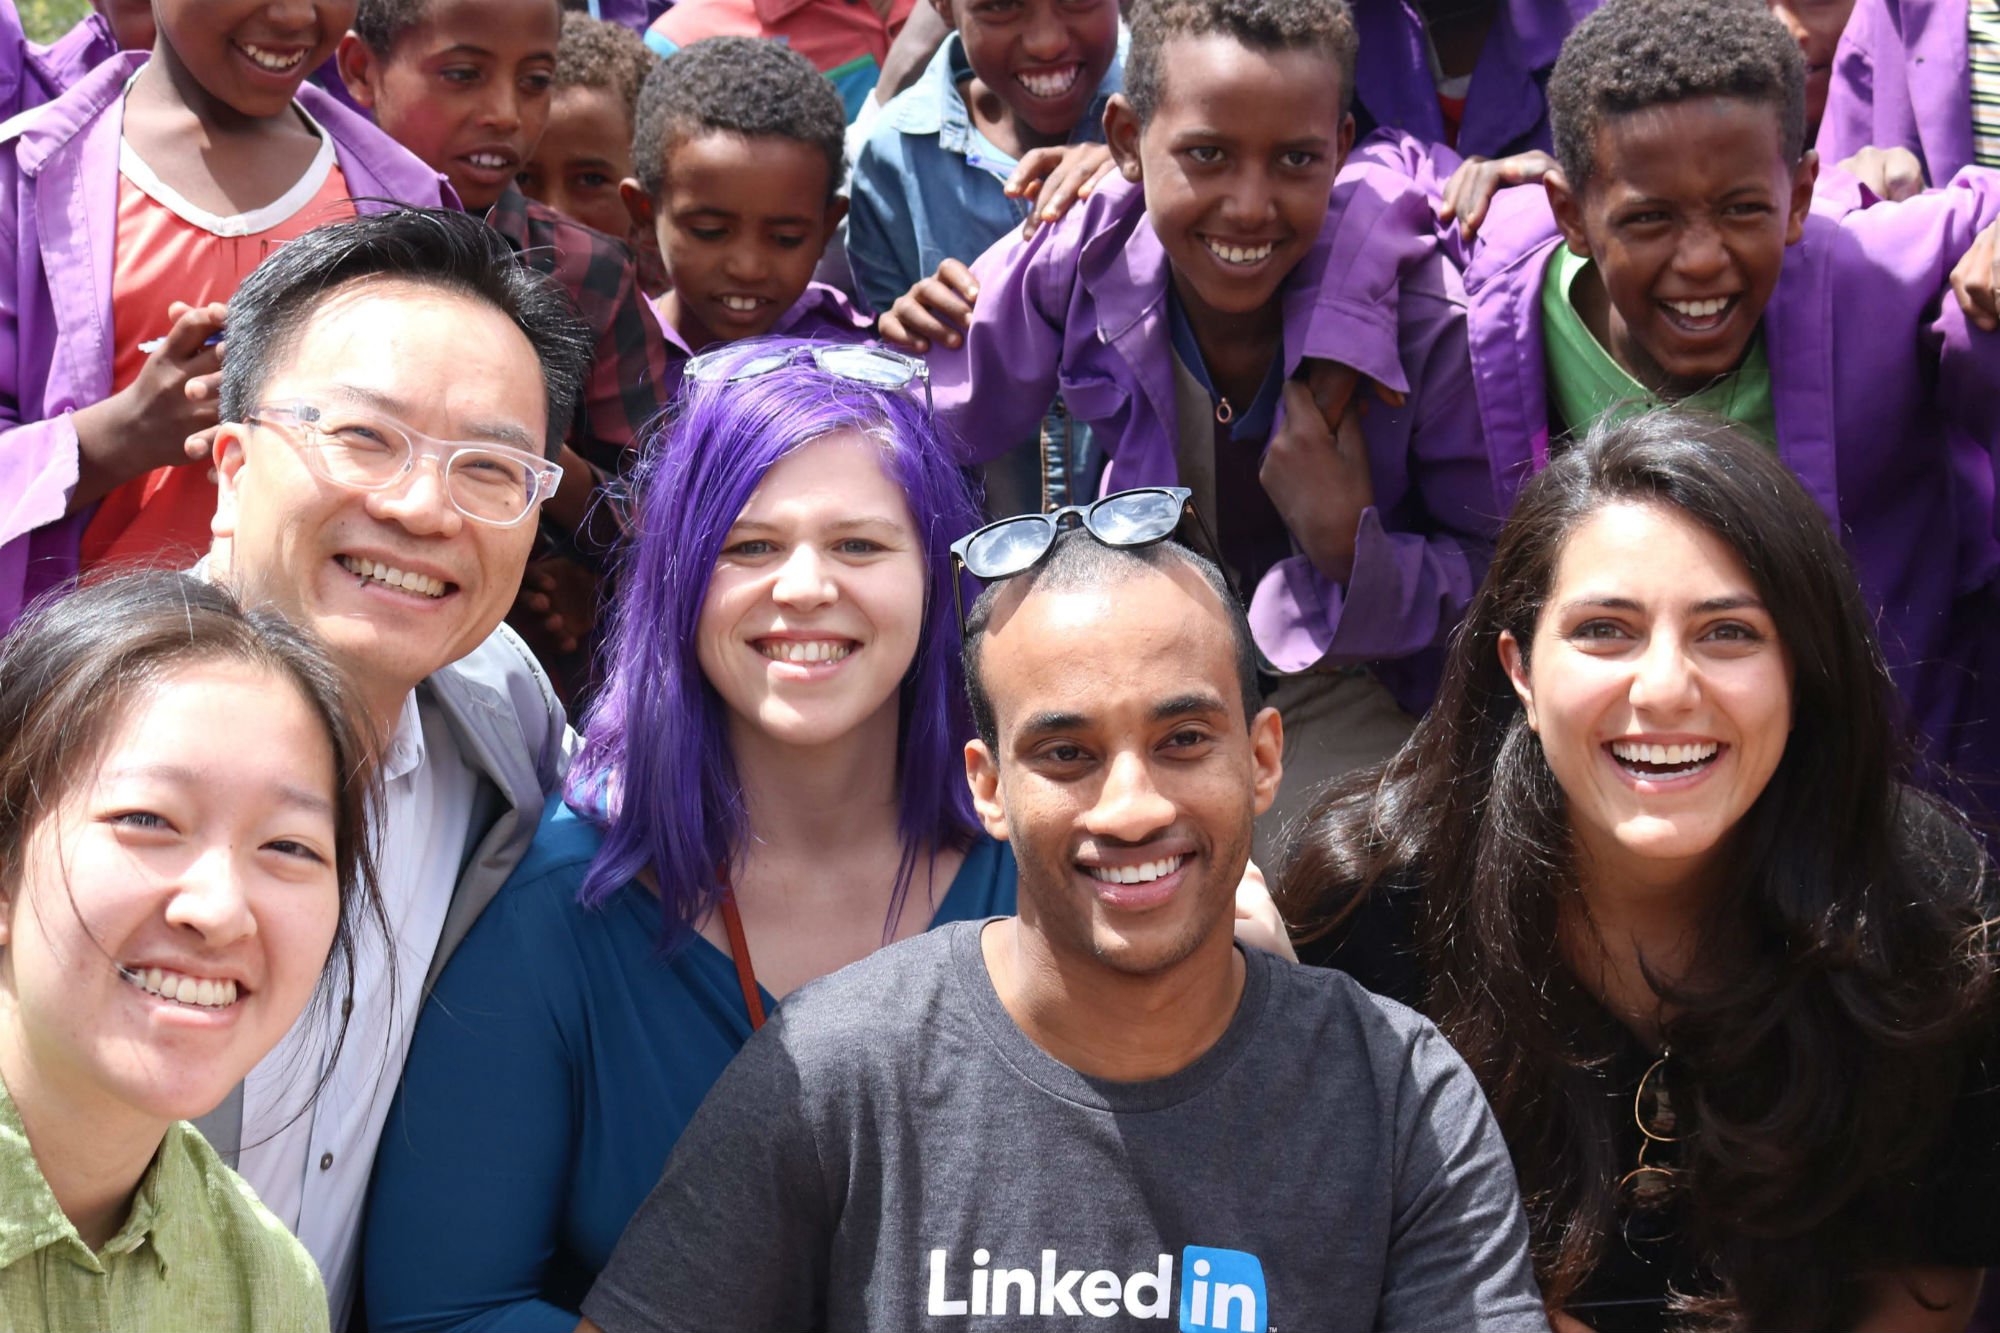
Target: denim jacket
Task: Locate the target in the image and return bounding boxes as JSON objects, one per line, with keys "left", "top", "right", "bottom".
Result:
{"left": 846, "top": 28, "right": 1126, "bottom": 315}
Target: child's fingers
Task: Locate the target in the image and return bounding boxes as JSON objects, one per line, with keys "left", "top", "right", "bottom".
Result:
{"left": 876, "top": 312, "right": 930, "bottom": 353}
{"left": 184, "top": 425, "right": 222, "bottom": 462}
{"left": 936, "top": 258, "right": 980, "bottom": 304}
{"left": 1004, "top": 146, "right": 1066, "bottom": 198}
{"left": 183, "top": 368, "right": 224, "bottom": 402}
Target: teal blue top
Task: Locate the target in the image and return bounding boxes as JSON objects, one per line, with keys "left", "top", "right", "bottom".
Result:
{"left": 362, "top": 796, "right": 1017, "bottom": 1332}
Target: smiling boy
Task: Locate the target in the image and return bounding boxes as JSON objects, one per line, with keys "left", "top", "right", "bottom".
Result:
{"left": 885, "top": 0, "right": 1498, "bottom": 847}
{"left": 1459, "top": 0, "right": 2000, "bottom": 796}
{"left": 621, "top": 37, "right": 869, "bottom": 391}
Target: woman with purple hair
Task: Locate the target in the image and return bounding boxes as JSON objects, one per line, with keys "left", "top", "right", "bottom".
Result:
{"left": 360, "top": 341, "right": 1013, "bottom": 1333}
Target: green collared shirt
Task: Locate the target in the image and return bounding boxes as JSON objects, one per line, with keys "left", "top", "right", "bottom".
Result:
{"left": 1541, "top": 242, "right": 1778, "bottom": 448}
{"left": 0, "top": 1080, "right": 327, "bottom": 1333}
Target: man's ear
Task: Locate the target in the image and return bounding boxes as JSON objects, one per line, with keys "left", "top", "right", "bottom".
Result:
{"left": 1785, "top": 148, "right": 1819, "bottom": 246}
{"left": 1498, "top": 629, "right": 1538, "bottom": 733}
{"left": 964, "top": 740, "right": 1011, "bottom": 843}
{"left": 1545, "top": 164, "right": 1593, "bottom": 258}
{"left": 1247, "top": 705, "right": 1285, "bottom": 818}
{"left": 334, "top": 32, "right": 380, "bottom": 112}
{"left": 1104, "top": 93, "right": 1143, "bottom": 183}
{"left": 211, "top": 422, "right": 251, "bottom": 541}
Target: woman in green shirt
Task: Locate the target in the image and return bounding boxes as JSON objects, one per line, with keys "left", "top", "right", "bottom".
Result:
{"left": 0, "top": 571, "right": 386, "bottom": 1333}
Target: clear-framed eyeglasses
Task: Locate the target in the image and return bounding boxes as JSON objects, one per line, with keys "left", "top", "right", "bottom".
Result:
{"left": 244, "top": 399, "right": 562, "bottom": 528}
{"left": 684, "top": 342, "right": 932, "bottom": 409}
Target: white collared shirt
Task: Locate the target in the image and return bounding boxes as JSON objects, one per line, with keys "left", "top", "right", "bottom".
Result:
{"left": 235, "top": 688, "right": 475, "bottom": 1328}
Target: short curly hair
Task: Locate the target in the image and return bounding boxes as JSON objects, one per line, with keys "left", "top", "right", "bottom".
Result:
{"left": 354, "top": 0, "right": 563, "bottom": 53}
{"left": 1547, "top": 0, "right": 1806, "bottom": 192}
{"left": 555, "top": 9, "right": 657, "bottom": 125}
{"left": 1124, "top": 0, "right": 1357, "bottom": 125}
{"left": 630, "top": 36, "right": 846, "bottom": 204}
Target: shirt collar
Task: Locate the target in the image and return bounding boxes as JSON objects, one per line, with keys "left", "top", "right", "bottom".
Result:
{"left": 382, "top": 688, "right": 428, "bottom": 785}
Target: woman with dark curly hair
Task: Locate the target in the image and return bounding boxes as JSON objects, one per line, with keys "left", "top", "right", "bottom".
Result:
{"left": 1281, "top": 409, "right": 2000, "bottom": 1333}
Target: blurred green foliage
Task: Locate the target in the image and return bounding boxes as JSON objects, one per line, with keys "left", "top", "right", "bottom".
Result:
{"left": 17, "top": 0, "right": 94, "bottom": 44}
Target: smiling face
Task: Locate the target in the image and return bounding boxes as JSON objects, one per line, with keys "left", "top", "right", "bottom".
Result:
{"left": 1547, "top": 96, "right": 1816, "bottom": 399}
{"left": 0, "top": 663, "right": 341, "bottom": 1128}
{"left": 1767, "top": 0, "right": 1854, "bottom": 127}
{"left": 696, "top": 433, "right": 928, "bottom": 751}
{"left": 211, "top": 278, "right": 548, "bottom": 726}
{"left": 1500, "top": 501, "right": 1794, "bottom": 888}
{"left": 965, "top": 563, "right": 1282, "bottom": 976}
{"left": 338, "top": 0, "right": 561, "bottom": 212}
{"left": 1105, "top": 34, "right": 1351, "bottom": 326}
{"left": 152, "top": 0, "right": 355, "bottom": 118}
{"left": 627, "top": 130, "right": 843, "bottom": 352}
{"left": 515, "top": 83, "right": 635, "bottom": 238}
{"left": 946, "top": 0, "right": 1121, "bottom": 152}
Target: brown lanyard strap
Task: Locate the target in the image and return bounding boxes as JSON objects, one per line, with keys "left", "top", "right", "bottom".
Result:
{"left": 717, "top": 885, "right": 767, "bottom": 1031}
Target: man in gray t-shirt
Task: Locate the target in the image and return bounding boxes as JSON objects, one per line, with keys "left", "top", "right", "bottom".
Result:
{"left": 583, "top": 528, "right": 1548, "bottom": 1333}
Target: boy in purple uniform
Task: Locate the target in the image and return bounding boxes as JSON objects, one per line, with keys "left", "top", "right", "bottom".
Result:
{"left": 0, "top": 0, "right": 450, "bottom": 635}
{"left": 1461, "top": 0, "right": 2000, "bottom": 795}
{"left": 620, "top": 36, "right": 871, "bottom": 397}
{"left": 885, "top": 0, "right": 1498, "bottom": 849}
{"left": 1818, "top": 0, "right": 2000, "bottom": 192}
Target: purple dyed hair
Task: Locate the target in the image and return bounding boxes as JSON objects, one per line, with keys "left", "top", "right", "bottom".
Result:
{"left": 567, "top": 340, "right": 985, "bottom": 947}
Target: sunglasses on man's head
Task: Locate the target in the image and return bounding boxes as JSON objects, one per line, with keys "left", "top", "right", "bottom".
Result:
{"left": 948, "top": 487, "right": 1226, "bottom": 635}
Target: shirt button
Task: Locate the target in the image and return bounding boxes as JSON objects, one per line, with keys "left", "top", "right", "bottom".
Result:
{"left": 341, "top": 997, "right": 353, "bottom": 1017}
{"left": 320, "top": 1153, "right": 334, "bottom": 1171}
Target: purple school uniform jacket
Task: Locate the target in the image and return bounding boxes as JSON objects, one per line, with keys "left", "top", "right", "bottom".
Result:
{"left": 930, "top": 162, "right": 1499, "bottom": 710}
{"left": 0, "top": 52, "right": 454, "bottom": 633}
{"left": 1461, "top": 177, "right": 2000, "bottom": 780}
{"left": 1352, "top": 0, "right": 1600, "bottom": 160}
{"left": 1818, "top": 0, "right": 1977, "bottom": 187}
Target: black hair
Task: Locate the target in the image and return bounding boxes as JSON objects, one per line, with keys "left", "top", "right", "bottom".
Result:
{"left": 961, "top": 530, "right": 1263, "bottom": 751}
{"left": 354, "top": 0, "right": 564, "bottom": 53}
{"left": 630, "top": 35, "right": 846, "bottom": 203}
{"left": 1124, "top": 0, "right": 1358, "bottom": 124}
{"left": 218, "top": 208, "right": 593, "bottom": 459}
{"left": 1279, "top": 409, "right": 1996, "bottom": 1331}
{"left": 1547, "top": 0, "right": 1807, "bottom": 192}
{"left": 0, "top": 571, "right": 390, "bottom": 1119}
{"left": 554, "top": 8, "right": 657, "bottom": 123}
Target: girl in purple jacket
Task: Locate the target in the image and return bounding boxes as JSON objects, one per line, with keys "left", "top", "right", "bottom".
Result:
{"left": 0, "top": 0, "right": 450, "bottom": 635}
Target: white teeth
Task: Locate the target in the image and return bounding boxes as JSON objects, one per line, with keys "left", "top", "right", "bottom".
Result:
{"left": 719, "top": 295, "right": 761, "bottom": 312}
{"left": 1666, "top": 297, "right": 1730, "bottom": 319}
{"left": 239, "top": 43, "right": 304, "bottom": 71}
{"left": 120, "top": 965, "right": 239, "bottom": 1009}
{"left": 1084, "top": 855, "right": 1187, "bottom": 886}
{"left": 1203, "top": 237, "right": 1275, "bottom": 266}
{"left": 759, "top": 639, "right": 853, "bottom": 665}
{"left": 1016, "top": 65, "right": 1080, "bottom": 98}
{"left": 1609, "top": 740, "right": 1720, "bottom": 770}
{"left": 339, "top": 556, "right": 447, "bottom": 598}
{"left": 466, "top": 152, "right": 510, "bottom": 169}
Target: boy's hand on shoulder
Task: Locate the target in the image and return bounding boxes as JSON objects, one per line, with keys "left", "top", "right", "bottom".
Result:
{"left": 878, "top": 259, "right": 980, "bottom": 352}
{"left": 1437, "top": 150, "right": 1558, "bottom": 242}
{"left": 1261, "top": 375, "right": 1375, "bottom": 585}
{"left": 1950, "top": 219, "right": 2000, "bottom": 332}
{"left": 1007, "top": 144, "right": 1116, "bottom": 238}
{"left": 1838, "top": 146, "right": 1927, "bottom": 203}
{"left": 70, "top": 301, "right": 228, "bottom": 508}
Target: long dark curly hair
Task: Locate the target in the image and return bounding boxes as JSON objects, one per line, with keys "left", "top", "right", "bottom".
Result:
{"left": 1279, "top": 411, "right": 1996, "bottom": 1331}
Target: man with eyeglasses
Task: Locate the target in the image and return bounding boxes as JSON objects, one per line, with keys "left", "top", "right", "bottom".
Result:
{"left": 192, "top": 207, "right": 591, "bottom": 1328}
{"left": 582, "top": 518, "right": 1547, "bottom": 1333}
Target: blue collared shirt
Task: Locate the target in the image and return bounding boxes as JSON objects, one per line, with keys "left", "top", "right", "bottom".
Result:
{"left": 845, "top": 28, "right": 1125, "bottom": 315}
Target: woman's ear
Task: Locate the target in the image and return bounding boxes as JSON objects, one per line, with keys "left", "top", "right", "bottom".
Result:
{"left": 1498, "top": 630, "right": 1539, "bottom": 733}
{"left": 1104, "top": 94, "right": 1143, "bottom": 183}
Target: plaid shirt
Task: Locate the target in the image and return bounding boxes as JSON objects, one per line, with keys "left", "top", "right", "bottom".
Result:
{"left": 487, "top": 185, "right": 670, "bottom": 477}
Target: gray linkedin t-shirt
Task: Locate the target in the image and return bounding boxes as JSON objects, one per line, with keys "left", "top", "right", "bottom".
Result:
{"left": 585, "top": 919, "right": 1547, "bottom": 1333}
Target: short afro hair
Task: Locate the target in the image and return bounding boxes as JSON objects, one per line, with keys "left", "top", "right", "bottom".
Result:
{"left": 354, "top": 0, "right": 563, "bottom": 53}
{"left": 1547, "top": 0, "right": 1807, "bottom": 192}
{"left": 961, "top": 530, "right": 1263, "bottom": 752}
{"left": 1124, "top": 0, "right": 1358, "bottom": 125}
{"left": 554, "top": 9, "right": 657, "bottom": 126}
{"left": 630, "top": 36, "right": 846, "bottom": 204}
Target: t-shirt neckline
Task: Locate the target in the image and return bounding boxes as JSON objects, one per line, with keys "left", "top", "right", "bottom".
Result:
{"left": 949, "top": 916, "right": 1271, "bottom": 1113}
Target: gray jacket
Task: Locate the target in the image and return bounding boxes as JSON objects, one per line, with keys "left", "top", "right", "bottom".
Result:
{"left": 196, "top": 622, "right": 572, "bottom": 1159}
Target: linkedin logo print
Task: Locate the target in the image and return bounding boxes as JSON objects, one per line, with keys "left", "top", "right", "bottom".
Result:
{"left": 1179, "top": 1247, "right": 1268, "bottom": 1333}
